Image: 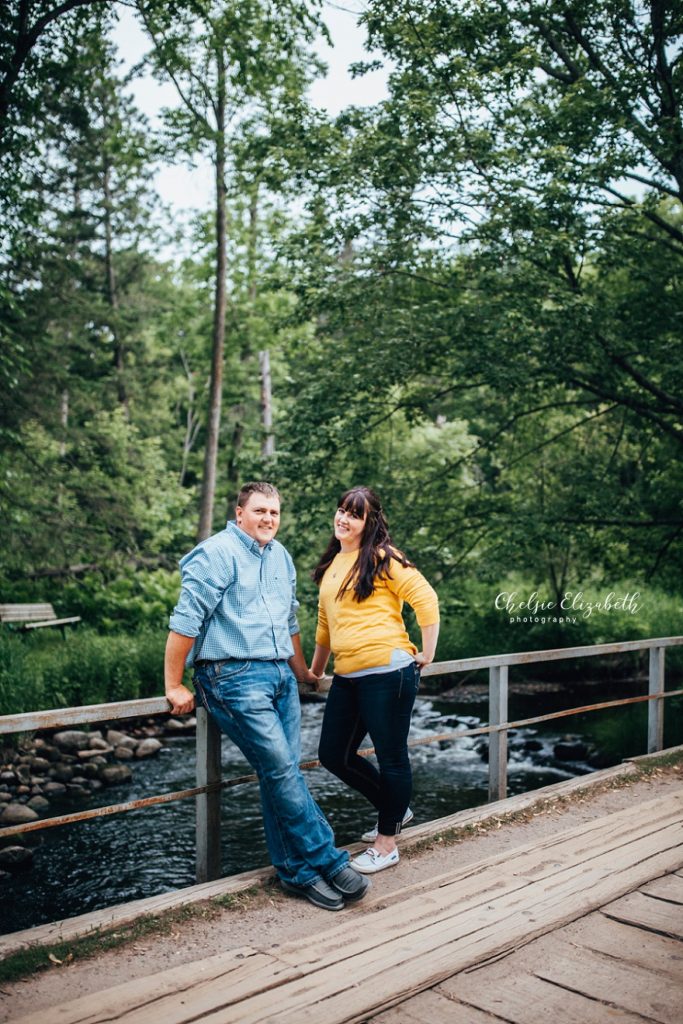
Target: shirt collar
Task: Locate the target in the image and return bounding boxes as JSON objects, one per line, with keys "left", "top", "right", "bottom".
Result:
{"left": 226, "top": 520, "right": 274, "bottom": 554}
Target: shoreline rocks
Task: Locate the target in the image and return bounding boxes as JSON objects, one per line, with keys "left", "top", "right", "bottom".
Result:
{"left": 0, "top": 715, "right": 195, "bottom": 875}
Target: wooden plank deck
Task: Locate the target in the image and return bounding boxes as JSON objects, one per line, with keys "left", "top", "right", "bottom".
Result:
{"left": 10, "top": 790, "right": 683, "bottom": 1024}
{"left": 372, "top": 874, "right": 683, "bottom": 1023}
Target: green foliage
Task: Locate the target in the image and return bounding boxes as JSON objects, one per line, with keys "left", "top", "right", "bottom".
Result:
{"left": 0, "top": 628, "right": 167, "bottom": 716}
{"left": 56, "top": 569, "right": 182, "bottom": 631}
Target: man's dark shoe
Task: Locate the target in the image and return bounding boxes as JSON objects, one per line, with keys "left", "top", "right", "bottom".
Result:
{"left": 280, "top": 876, "right": 344, "bottom": 911}
{"left": 328, "top": 865, "right": 371, "bottom": 902}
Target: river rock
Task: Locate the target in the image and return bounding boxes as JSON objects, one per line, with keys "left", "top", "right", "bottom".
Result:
{"left": 88, "top": 736, "right": 110, "bottom": 750}
{"left": 554, "top": 740, "right": 589, "bottom": 761}
{"left": 106, "top": 730, "right": 137, "bottom": 749}
{"left": 100, "top": 765, "right": 132, "bottom": 786}
{"left": 588, "top": 749, "right": 614, "bottom": 769}
{"left": 52, "top": 765, "right": 74, "bottom": 783}
{"left": 43, "top": 782, "right": 67, "bottom": 796}
{"left": 0, "top": 845, "right": 33, "bottom": 870}
{"left": 29, "top": 757, "right": 50, "bottom": 774}
{"left": 15, "top": 765, "right": 30, "bottom": 783}
{"left": 87, "top": 779, "right": 103, "bottom": 791}
{"left": 0, "top": 770, "right": 17, "bottom": 785}
{"left": 67, "top": 784, "right": 87, "bottom": 795}
{"left": 53, "top": 730, "right": 91, "bottom": 752}
{"left": 80, "top": 763, "right": 100, "bottom": 779}
{"left": 0, "top": 803, "right": 39, "bottom": 825}
{"left": 27, "top": 795, "right": 50, "bottom": 812}
{"left": 16, "top": 786, "right": 31, "bottom": 796}
{"left": 165, "top": 717, "right": 197, "bottom": 733}
{"left": 135, "top": 738, "right": 162, "bottom": 759}
{"left": 523, "top": 739, "right": 544, "bottom": 752}
{"left": 78, "top": 747, "right": 112, "bottom": 760}
{"left": 114, "top": 746, "right": 134, "bottom": 760}
{"left": 41, "top": 744, "right": 62, "bottom": 763}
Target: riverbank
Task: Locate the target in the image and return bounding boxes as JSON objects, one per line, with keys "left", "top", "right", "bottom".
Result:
{"left": 1, "top": 747, "right": 681, "bottom": 1021}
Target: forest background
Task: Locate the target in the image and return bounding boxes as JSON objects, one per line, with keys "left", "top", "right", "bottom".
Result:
{"left": 1, "top": 0, "right": 682, "bottom": 715}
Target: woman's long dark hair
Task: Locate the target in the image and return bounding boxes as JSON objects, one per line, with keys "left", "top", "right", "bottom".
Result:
{"left": 312, "top": 486, "right": 413, "bottom": 601}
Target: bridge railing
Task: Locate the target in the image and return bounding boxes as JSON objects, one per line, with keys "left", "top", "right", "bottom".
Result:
{"left": 1, "top": 635, "right": 682, "bottom": 884}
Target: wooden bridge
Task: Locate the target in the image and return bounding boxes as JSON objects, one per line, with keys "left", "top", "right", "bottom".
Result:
{"left": 2, "top": 636, "right": 683, "bottom": 1021}
{"left": 7, "top": 779, "right": 683, "bottom": 1023}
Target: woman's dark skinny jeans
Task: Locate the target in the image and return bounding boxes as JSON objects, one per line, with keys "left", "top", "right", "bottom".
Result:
{"left": 318, "top": 662, "right": 419, "bottom": 836}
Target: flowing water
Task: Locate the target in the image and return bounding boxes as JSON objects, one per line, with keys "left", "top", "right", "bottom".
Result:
{"left": 3, "top": 683, "right": 681, "bottom": 935}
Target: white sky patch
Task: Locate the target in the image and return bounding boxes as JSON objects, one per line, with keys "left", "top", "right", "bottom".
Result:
{"left": 110, "top": 1, "right": 389, "bottom": 217}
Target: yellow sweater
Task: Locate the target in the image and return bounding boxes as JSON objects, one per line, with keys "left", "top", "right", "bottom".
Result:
{"left": 315, "top": 551, "right": 440, "bottom": 675}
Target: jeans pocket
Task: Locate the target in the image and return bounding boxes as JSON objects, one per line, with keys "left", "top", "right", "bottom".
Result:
{"left": 215, "top": 659, "right": 252, "bottom": 682}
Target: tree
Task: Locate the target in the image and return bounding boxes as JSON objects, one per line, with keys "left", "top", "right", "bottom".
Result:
{"left": 274, "top": 0, "right": 683, "bottom": 589}
{"left": 137, "top": 0, "right": 324, "bottom": 539}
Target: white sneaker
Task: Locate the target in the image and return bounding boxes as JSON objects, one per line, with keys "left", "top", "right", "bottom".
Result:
{"left": 361, "top": 808, "right": 414, "bottom": 843}
{"left": 353, "top": 846, "right": 400, "bottom": 874}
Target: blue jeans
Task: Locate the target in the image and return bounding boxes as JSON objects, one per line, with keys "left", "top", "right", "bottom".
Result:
{"left": 318, "top": 663, "right": 420, "bottom": 836}
{"left": 193, "top": 658, "right": 348, "bottom": 888}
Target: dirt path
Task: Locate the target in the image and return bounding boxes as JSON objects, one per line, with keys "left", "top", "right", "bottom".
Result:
{"left": 1, "top": 765, "right": 681, "bottom": 1022}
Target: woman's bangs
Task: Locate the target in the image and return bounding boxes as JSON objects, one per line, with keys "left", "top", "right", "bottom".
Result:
{"left": 340, "top": 491, "right": 368, "bottom": 518}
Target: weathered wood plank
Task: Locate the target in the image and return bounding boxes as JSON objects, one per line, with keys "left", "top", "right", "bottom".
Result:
{"left": 11, "top": 949, "right": 289, "bottom": 1024}
{"left": 488, "top": 664, "right": 508, "bottom": 802}
{"left": 640, "top": 872, "right": 683, "bottom": 904}
{"left": 439, "top": 969, "right": 650, "bottom": 1024}
{"left": 648, "top": 646, "right": 666, "bottom": 752}
{"left": 195, "top": 707, "right": 222, "bottom": 883}
{"left": 369, "top": 989, "right": 499, "bottom": 1024}
{"left": 604, "top": 889, "right": 683, "bottom": 940}
{"left": 0, "top": 603, "right": 55, "bottom": 620}
{"left": 535, "top": 939, "right": 682, "bottom": 1024}
{"left": 563, "top": 912, "right": 683, "bottom": 981}
{"left": 420, "top": 635, "right": 683, "bottom": 677}
{"left": 0, "top": 697, "right": 170, "bottom": 736}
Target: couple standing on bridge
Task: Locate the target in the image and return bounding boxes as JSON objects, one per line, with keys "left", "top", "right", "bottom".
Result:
{"left": 164, "top": 482, "right": 440, "bottom": 912}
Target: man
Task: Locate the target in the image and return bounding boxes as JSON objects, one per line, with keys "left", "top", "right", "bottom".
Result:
{"left": 165, "top": 481, "right": 369, "bottom": 911}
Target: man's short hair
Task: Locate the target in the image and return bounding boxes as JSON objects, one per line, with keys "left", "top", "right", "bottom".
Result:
{"left": 236, "top": 481, "right": 280, "bottom": 508}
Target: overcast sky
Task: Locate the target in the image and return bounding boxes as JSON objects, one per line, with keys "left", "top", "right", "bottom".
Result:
{"left": 111, "top": 1, "right": 389, "bottom": 215}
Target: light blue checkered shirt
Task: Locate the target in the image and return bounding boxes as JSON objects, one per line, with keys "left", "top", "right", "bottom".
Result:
{"left": 169, "top": 521, "right": 300, "bottom": 667}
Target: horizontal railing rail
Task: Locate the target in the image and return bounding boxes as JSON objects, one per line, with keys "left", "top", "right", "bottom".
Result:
{"left": 1, "top": 636, "right": 682, "bottom": 882}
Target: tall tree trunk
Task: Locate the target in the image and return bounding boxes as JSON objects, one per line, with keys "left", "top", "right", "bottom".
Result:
{"left": 179, "top": 350, "right": 201, "bottom": 486}
{"left": 103, "top": 156, "right": 128, "bottom": 418}
{"left": 246, "top": 182, "right": 274, "bottom": 459}
{"left": 259, "top": 349, "right": 274, "bottom": 458}
{"left": 197, "top": 54, "right": 227, "bottom": 541}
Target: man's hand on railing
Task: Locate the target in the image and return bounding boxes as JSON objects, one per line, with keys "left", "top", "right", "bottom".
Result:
{"left": 166, "top": 683, "right": 196, "bottom": 716}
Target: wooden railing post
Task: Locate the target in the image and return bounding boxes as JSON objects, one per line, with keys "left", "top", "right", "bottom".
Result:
{"left": 488, "top": 665, "right": 508, "bottom": 802}
{"left": 648, "top": 646, "right": 665, "bottom": 754}
{"left": 196, "top": 706, "right": 222, "bottom": 882}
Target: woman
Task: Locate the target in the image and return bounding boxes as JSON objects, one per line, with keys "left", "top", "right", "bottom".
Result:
{"left": 311, "top": 486, "right": 439, "bottom": 873}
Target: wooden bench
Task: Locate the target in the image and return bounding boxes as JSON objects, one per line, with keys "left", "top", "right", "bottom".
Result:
{"left": 0, "top": 603, "right": 81, "bottom": 634}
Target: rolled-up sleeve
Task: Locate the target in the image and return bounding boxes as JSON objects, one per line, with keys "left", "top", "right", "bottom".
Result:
{"left": 169, "top": 545, "right": 233, "bottom": 637}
